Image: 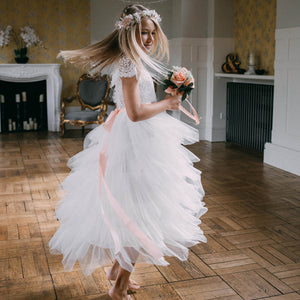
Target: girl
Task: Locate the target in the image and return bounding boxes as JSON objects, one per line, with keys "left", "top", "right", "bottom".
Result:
{"left": 49, "top": 4, "right": 207, "bottom": 300}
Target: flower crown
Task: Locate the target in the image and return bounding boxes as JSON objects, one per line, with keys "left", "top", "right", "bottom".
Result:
{"left": 115, "top": 9, "right": 161, "bottom": 30}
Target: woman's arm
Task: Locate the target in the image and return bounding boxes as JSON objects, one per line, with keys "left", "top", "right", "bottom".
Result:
{"left": 122, "top": 76, "right": 180, "bottom": 122}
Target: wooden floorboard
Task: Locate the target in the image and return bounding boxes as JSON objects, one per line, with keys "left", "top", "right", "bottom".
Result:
{"left": 0, "top": 131, "right": 299, "bottom": 300}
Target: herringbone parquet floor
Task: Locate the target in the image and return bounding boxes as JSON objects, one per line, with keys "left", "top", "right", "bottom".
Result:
{"left": 0, "top": 131, "right": 299, "bottom": 300}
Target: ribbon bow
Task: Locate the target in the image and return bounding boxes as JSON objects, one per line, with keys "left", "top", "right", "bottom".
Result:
{"left": 165, "top": 87, "right": 200, "bottom": 125}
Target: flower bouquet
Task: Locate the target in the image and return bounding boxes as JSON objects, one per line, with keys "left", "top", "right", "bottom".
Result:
{"left": 162, "top": 66, "right": 195, "bottom": 101}
{"left": 162, "top": 66, "right": 200, "bottom": 124}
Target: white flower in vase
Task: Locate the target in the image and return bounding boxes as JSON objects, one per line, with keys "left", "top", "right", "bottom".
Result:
{"left": 0, "top": 25, "right": 12, "bottom": 47}
{"left": 0, "top": 25, "right": 45, "bottom": 63}
{"left": 20, "top": 26, "right": 43, "bottom": 48}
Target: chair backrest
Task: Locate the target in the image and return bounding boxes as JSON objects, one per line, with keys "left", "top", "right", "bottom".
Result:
{"left": 77, "top": 74, "right": 110, "bottom": 110}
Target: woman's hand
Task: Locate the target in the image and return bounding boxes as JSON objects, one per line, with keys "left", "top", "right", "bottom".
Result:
{"left": 163, "top": 94, "right": 181, "bottom": 111}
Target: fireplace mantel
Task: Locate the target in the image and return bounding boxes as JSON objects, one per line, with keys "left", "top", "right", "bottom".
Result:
{"left": 0, "top": 64, "right": 62, "bottom": 131}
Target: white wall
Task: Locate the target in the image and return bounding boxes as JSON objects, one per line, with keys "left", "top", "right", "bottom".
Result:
{"left": 90, "top": 0, "right": 235, "bottom": 142}
{"left": 205, "top": 0, "right": 234, "bottom": 141}
{"left": 277, "top": 0, "right": 300, "bottom": 29}
{"left": 213, "top": 0, "right": 234, "bottom": 38}
{"left": 90, "top": 0, "right": 173, "bottom": 43}
{"left": 89, "top": 1, "right": 300, "bottom": 175}
{"left": 169, "top": 37, "right": 212, "bottom": 138}
{"left": 168, "top": 0, "right": 234, "bottom": 141}
{"left": 181, "top": 0, "right": 208, "bottom": 38}
{"left": 90, "top": 0, "right": 121, "bottom": 43}
{"left": 211, "top": 38, "right": 234, "bottom": 141}
{"left": 263, "top": 0, "right": 300, "bottom": 176}
{"left": 264, "top": 26, "right": 300, "bottom": 175}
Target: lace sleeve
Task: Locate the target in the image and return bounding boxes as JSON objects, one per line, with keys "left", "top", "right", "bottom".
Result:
{"left": 119, "top": 56, "right": 137, "bottom": 78}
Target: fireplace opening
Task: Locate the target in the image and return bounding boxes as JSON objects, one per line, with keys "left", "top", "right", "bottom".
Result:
{"left": 0, "top": 79, "right": 47, "bottom": 133}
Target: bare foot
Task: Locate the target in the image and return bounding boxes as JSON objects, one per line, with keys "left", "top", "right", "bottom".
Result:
{"left": 107, "top": 267, "right": 140, "bottom": 291}
{"left": 108, "top": 286, "right": 132, "bottom": 300}
{"left": 127, "top": 279, "right": 140, "bottom": 291}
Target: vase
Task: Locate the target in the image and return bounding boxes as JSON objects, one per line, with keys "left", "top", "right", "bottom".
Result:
{"left": 14, "top": 47, "right": 29, "bottom": 64}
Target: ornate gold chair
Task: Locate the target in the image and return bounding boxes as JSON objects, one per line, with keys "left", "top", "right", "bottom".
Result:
{"left": 60, "top": 74, "right": 115, "bottom": 136}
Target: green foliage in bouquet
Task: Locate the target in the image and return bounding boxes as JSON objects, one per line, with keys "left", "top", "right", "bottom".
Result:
{"left": 161, "top": 67, "right": 195, "bottom": 101}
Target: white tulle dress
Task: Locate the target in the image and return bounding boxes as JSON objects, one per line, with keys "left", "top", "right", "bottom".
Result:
{"left": 49, "top": 56, "right": 207, "bottom": 276}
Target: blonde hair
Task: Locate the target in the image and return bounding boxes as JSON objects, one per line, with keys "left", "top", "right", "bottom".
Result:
{"left": 58, "top": 4, "right": 169, "bottom": 81}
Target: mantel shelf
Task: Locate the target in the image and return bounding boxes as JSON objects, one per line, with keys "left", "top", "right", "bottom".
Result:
{"left": 0, "top": 64, "right": 62, "bottom": 131}
{"left": 215, "top": 72, "right": 274, "bottom": 82}
{"left": 0, "top": 64, "right": 60, "bottom": 66}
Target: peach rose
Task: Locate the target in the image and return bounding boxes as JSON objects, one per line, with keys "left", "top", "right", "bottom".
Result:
{"left": 171, "top": 68, "right": 187, "bottom": 87}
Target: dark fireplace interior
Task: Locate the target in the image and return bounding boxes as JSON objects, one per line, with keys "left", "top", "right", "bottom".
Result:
{"left": 0, "top": 79, "right": 47, "bottom": 133}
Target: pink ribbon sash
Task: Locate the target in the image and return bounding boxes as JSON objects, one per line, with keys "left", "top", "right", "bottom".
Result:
{"left": 164, "top": 87, "right": 200, "bottom": 125}
{"left": 98, "top": 108, "right": 163, "bottom": 260}
{"left": 179, "top": 99, "right": 200, "bottom": 125}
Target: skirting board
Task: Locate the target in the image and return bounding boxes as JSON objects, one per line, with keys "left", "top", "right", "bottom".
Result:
{"left": 264, "top": 142, "right": 300, "bottom": 176}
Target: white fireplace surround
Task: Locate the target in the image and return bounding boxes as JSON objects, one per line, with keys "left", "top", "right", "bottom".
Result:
{"left": 0, "top": 64, "right": 62, "bottom": 132}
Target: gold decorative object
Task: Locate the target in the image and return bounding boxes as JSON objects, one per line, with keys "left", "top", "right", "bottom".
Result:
{"left": 222, "top": 53, "right": 246, "bottom": 74}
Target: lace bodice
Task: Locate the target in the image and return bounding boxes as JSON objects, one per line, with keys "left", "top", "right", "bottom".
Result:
{"left": 110, "top": 56, "right": 157, "bottom": 108}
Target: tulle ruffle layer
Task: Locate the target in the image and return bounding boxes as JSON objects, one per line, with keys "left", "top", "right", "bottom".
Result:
{"left": 49, "top": 111, "right": 207, "bottom": 276}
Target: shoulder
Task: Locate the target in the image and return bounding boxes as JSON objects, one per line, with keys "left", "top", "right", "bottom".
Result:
{"left": 119, "top": 55, "right": 137, "bottom": 79}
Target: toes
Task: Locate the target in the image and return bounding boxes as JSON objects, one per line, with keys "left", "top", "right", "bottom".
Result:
{"left": 128, "top": 279, "right": 140, "bottom": 290}
{"left": 130, "top": 279, "right": 139, "bottom": 285}
{"left": 128, "top": 284, "right": 140, "bottom": 291}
